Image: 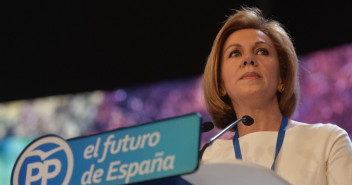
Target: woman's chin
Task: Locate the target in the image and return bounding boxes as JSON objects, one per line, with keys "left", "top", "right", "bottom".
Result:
{"left": 234, "top": 89, "right": 275, "bottom": 100}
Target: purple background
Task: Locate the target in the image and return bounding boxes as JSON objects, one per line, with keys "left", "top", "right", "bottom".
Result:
{"left": 1, "top": 43, "right": 352, "bottom": 183}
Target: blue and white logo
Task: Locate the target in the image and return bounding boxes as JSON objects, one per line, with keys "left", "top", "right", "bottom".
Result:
{"left": 12, "top": 135, "right": 74, "bottom": 185}
{"left": 12, "top": 114, "right": 201, "bottom": 184}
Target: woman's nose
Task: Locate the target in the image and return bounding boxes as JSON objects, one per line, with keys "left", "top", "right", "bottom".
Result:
{"left": 242, "top": 60, "right": 257, "bottom": 67}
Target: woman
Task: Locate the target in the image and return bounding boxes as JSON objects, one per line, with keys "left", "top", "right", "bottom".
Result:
{"left": 201, "top": 7, "right": 352, "bottom": 185}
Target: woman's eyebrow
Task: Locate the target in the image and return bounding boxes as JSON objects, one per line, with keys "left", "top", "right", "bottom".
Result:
{"left": 254, "top": 41, "right": 273, "bottom": 48}
{"left": 224, "top": 44, "right": 242, "bottom": 53}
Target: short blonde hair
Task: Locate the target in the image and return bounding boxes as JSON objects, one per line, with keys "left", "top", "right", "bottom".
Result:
{"left": 203, "top": 7, "right": 299, "bottom": 129}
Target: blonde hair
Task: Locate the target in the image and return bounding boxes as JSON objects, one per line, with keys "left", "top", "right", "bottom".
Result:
{"left": 203, "top": 7, "right": 299, "bottom": 129}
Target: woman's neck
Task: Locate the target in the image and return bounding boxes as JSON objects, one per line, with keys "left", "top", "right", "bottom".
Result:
{"left": 234, "top": 99, "right": 283, "bottom": 137}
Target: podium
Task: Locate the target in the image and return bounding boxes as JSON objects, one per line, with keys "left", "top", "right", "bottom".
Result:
{"left": 137, "top": 160, "right": 291, "bottom": 185}
{"left": 182, "top": 161, "right": 291, "bottom": 185}
{"left": 11, "top": 113, "right": 202, "bottom": 185}
{"left": 11, "top": 113, "right": 292, "bottom": 185}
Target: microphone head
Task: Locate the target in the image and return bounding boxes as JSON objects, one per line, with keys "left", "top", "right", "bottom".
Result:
{"left": 202, "top": 121, "right": 214, "bottom": 132}
{"left": 242, "top": 115, "right": 254, "bottom": 126}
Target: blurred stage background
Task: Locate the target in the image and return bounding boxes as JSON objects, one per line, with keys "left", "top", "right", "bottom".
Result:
{"left": 1, "top": 1, "right": 352, "bottom": 183}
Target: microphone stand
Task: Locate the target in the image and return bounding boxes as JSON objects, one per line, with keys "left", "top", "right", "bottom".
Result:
{"left": 199, "top": 116, "right": 253, "bottom": 160}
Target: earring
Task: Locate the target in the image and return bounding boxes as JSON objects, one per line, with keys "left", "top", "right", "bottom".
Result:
{"left": 219, "top": 86, "right": 226, "bottom": 96}
{"left": 281, "top": 85, "right": 285, "bottom": 93}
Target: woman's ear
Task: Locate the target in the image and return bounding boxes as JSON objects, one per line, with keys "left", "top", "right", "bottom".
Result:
{"left": 219, "top": 85, "right": 227, "bottom": 96}
{"left": 277, "top": 76, "right": 285, "bottom": 93}
{"left": 278, "top": 84, "right": 284, "bottom": 93}
{"left": 277, "top": 77, "right": 284, "bottom": 93}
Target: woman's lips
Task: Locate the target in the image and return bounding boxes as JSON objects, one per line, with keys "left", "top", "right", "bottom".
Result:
{"left": 240, "top": 72, "right": 261, "bottom": 80}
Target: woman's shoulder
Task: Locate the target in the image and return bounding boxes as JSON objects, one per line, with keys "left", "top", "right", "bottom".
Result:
{"left": 288, "top": 120, "right": 349, "bottom": 138}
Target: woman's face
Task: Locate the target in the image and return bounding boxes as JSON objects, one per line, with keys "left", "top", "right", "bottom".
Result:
{"left": 220, "top": 28, "right": 281, "bottom": 105}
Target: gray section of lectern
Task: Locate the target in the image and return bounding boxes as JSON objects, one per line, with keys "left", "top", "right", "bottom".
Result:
{"left": 182, "top": 162, "right": 291, "bottom": 185}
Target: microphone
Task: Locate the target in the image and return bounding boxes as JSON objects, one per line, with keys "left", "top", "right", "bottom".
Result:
{"left": 201, "top": 121, "right": 214, "bottom": 133}
{"left": 199, "top": 115, "right": 254, "bottom": 160}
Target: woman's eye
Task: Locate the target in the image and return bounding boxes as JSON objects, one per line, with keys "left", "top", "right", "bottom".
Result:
{"left": 256, "top": 48, "right": 269, "bottom": 55}
{"left": 229, "top": 50, "right": 241, "bottom": 57}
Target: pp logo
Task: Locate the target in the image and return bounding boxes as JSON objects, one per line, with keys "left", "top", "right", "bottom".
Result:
{"left": 12, "top": 135, "right": 74, "bottom": 185}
